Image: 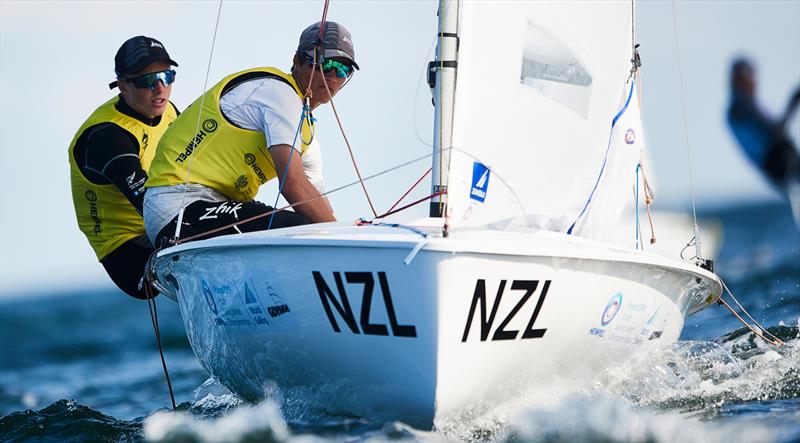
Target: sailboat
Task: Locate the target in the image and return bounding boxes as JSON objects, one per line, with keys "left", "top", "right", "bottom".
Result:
{"left": 149, "top": 0, "right": 721, "bottom": 428}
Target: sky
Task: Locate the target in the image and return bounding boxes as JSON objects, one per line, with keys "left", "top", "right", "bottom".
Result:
{"left": 1, "top": 0, "right": 798, "bottom": 296}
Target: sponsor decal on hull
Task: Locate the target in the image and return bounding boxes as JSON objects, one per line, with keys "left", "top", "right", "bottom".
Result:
{"left": 601, "top": 293, "right": 623, "bottom": 326}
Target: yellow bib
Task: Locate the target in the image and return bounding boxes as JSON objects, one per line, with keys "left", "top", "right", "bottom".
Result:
{"left": 146, "top": 67, "right": 314, "bottom": 202}
{"left": 69, "top": 97, "right": 177, "bottom": 259}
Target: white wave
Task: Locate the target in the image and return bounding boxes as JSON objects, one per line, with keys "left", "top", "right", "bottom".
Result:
{"left": 506, "top": 397, "right": 791, "bottom": 443}
{"left": 143, "top": 400, "right": 289, "bottom": 443}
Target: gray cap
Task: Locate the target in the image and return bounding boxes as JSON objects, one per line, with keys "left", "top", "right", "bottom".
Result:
{"left": 297, "top": 21, "right": 359, "bottom": 70}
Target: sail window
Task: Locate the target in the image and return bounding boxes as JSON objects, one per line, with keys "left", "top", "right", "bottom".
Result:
{"left": 520, "top": 21, "right": 593, "bottom": 117}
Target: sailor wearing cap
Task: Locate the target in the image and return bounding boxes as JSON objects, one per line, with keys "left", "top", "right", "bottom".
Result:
{"left": 144, "top": 21, "right": 359, "bottom": 247}
{"left": 68, "top": 35, "right": 180, "bottom": 299}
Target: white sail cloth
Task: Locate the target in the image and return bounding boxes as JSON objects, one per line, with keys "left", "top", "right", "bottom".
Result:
{"left": 443, "top": 1, "right": 638, "bottom": 242}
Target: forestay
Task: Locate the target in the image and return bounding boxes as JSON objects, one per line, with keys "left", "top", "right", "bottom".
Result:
{"left": 443, "top": 1, "right": 638, "bottom": 240}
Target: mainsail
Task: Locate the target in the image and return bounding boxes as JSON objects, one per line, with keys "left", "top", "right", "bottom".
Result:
{"left": 438, "top": 1, "right": 639, "bottom": 241}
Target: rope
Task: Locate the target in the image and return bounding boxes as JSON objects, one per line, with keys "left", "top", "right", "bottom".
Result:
{"left": 144, "top": 283, "right": 177, "bottom": 410}
{"left": 670, "top": 0, "right": 703, "bottom": 260}
{"left": 717, "top": 296, "right": 784, "bottom": 347}
{"left": 267, "top": 106, "right": 307, "bottom": 230}
{"left": 174, "top": 0, "right": 225, "bottom": 240}
{"left": 635, "top": 164, "right": 641, "bottom": 249}
{"left": 386, "top": 167, "right": 431, "bottom": 214}
{"left": 639, "top": 163, "right": 657, "bottom": 244}
{"left": 175, "top": 150, "right": 440, "bottom": 243}
{"left": 318, "top": 0, "right": 330, "bottom": 35}
{"left": 376, "top": 190, "right": 446, "bottom": 220}
{"left": 318, "top": 65, "right": 378, "bottom": 217}
{"left": 720, "top": 279, "right": 785, "bottom": 345}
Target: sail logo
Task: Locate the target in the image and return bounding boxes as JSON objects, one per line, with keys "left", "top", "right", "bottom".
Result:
{"left": 470, "top": 162, "right": 490, "bottom": 202}
{"left": 624, "top": 128, "right": 636, "bottom": 144}
{"left": 462, "top": 279, "right": 551, "bottom": 342}
{"left": 312, "top": 271, "right": 417, "bottom": 337}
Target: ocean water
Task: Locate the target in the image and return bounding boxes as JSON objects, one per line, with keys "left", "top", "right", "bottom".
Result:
{"left": 2, "top": 202, "right": 798, "bottom": 443}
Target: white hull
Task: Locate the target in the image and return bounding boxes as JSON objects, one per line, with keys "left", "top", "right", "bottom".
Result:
{"left": 151, "top": 220, "right": 720, "bottom": 428}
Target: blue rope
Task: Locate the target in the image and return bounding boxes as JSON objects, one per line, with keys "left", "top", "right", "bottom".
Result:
{"left": 268, "top": 105, "right": 311, "bottom": 230}
{"left": 635, "top": 163, "right": 641, "bottom": 250}
{"left": 367, "top": 221, "right": 429, "bottom": 238}
{"left": 566, "top": 79, "right": 636, "bottom": 235}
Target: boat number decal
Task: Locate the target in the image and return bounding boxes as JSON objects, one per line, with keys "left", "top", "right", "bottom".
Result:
{"left": 312, "top": 271, "right": 417, "bottom": 337}
{"left": 462, "top": 279, "right": 551, "bottom": 342}
{"left": 601, "top": 293, "right": 623, "bottom": 326}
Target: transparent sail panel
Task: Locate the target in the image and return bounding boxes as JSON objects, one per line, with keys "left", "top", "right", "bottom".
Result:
{"left": 521, "top": 21, "right": 593, "bottom": 117}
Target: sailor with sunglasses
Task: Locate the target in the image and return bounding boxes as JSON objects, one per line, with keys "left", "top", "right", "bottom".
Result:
{"left": 68, "top": 36, "right": 179, "bottom": 299}
{"left": 143, "top": 22, "right": 358, "bottom": 247}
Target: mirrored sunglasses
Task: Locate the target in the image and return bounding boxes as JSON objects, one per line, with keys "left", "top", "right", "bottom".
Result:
{"left": 124, "top": 69, "right": 177, "bottom": 90}
{"left": 320, "top": 59, "right": 353, "bottom": 78}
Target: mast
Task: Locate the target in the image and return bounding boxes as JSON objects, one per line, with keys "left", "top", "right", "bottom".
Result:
{"left": 429, "top": 0, "right": 459, "bottom": 217}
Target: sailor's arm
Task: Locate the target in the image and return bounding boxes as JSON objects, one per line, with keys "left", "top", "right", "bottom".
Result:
{"left": 84, "top": 125, "right": 148, "bottom": 214}
{"left": 269, "top": 144, "right": 336, "bottom": 223}
{"left": 779, "top": 86, "right": 800, "bottom": 130}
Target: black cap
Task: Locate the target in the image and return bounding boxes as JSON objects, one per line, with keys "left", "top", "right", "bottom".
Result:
{"left": 296, "top": 21, "right": 359, "bottom": 70}
{"left": 109, "top": 36, "right": 178, "bottom": 89}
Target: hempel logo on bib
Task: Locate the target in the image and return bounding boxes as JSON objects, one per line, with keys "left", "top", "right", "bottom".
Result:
{"left": 175, "top": 119, "right": 218, "bottom": 163}
{"left": 244, "top": 153, "right": 268, "bottom": 183}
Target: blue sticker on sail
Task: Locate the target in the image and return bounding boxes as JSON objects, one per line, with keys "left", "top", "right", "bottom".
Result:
{"left": 470, "top": 162, "right": 490, "bottom": 202}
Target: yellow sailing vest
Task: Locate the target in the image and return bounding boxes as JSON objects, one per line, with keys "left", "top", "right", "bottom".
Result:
{"left": 145, "top": 67, "right": 314, "bottom": 202}
{"left": 69, "top": 97, "right": 178, "bottom": 260}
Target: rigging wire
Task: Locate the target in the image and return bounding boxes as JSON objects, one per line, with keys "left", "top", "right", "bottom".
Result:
{"left": 386, "top": 167, "right": 431, "bottom": 214}
{"left": 173, "top": 0, "right": 225, "bottom": 241}
{"left": 377, "top": 190, "right": 445, "bottom": 219}
{"left": 146, "top": 0, "right": 224, "bottom": 410}
{"left": 175, "top": 149, "right": 443, "bottom": 243}
{"left": 670, "top": 0, "right": 703, "bottom": 261}
{"left": 144, "top": 282, "right": 177, "bottom": 411}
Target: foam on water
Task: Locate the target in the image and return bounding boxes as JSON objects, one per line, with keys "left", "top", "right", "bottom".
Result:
{"left": 144, "top": 400, "right": 288, "bottom": 443}
{"left": 135, "top": 326, "right": 799, "bottom": 443}
{"left": 505, "top": 397, "right": 796, "bottom": 443}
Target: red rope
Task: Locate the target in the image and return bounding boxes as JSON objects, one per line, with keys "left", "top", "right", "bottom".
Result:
{"left": 318, "top": 0, "right": 330, "bottom": 39}
{"left": 376, "top": 191, "right": 446, "bottom": 220}
{"left": 318, "top": 66, "right": 378, "bottom": 217}
{"left": 718, "top": 297, "right": 784, "bottom": 347}
{"left": 386, "top": 167, "right": 431, "bottom": 215}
